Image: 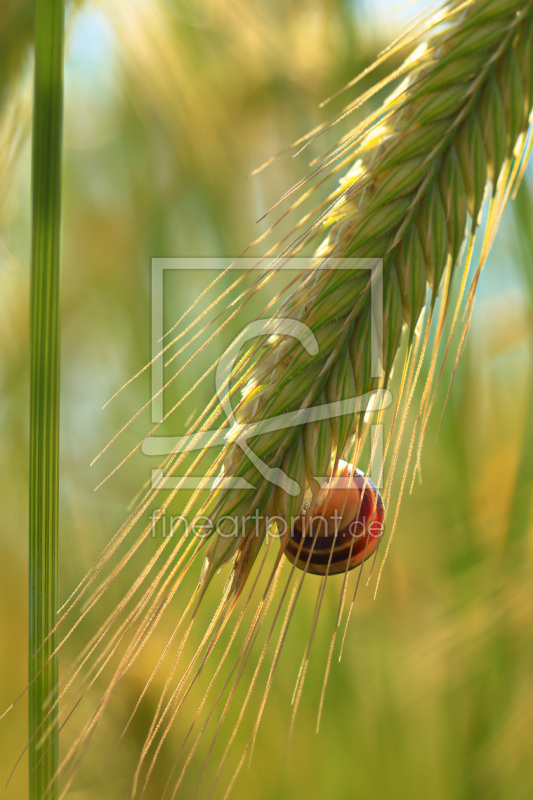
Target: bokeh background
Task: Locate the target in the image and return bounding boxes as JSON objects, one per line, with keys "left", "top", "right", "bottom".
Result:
{"left": 1, "top": 1, "right": 532, "bottom": 798}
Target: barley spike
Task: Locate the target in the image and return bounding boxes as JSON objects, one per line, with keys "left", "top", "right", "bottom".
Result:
{"left": 197, "top": 0, "right": 533, "bottom": 592}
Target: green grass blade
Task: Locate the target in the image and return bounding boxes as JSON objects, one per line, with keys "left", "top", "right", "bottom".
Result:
{"left": 29, "top": 1, "right": 65, "bottom": 798}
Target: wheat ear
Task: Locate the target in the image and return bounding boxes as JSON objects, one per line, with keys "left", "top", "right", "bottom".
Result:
{"left": 196, "top": 0, "right": 533, "bottom": 592}
{"left": 32, "top": 2, "right": 533, "bottom": 796}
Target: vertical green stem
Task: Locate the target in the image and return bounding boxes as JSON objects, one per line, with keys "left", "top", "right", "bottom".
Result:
{"left": 29, "top": 1, "right": 65, "bottom": 798}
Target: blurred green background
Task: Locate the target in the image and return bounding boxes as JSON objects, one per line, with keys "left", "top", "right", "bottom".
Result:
{"left": 1, "top": 1, "right": 532, "bottom": 798}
